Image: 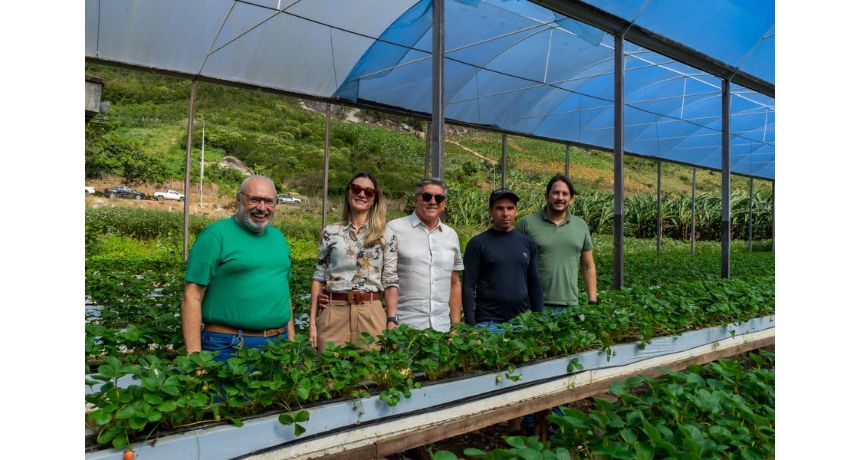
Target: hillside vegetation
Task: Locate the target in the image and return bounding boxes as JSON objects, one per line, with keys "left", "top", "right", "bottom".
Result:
{"left": 85, "top": 63, "right": 773, "bottom": 238}
{"left": 85, "top": 64, "right": 771, "bottom": 193}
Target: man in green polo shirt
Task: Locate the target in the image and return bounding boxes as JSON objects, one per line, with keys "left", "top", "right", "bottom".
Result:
{"left": 515, "top": 174, "right": 598, "bottom": 311}
{"left": 181, "top": 175, "right": 294, "bottom": 361}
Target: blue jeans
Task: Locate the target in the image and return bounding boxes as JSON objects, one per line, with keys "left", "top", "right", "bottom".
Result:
{"left": 474, "top": 321, "right": 506, "bottom": 334}
{"left": 545, "top": 305, "right": 568, "bottom": 316}
{"left": 202, "top": 330, "right": 290, "bottom": 362}
{"left": 475, "top": 321, "right": 526, "bottom": 334}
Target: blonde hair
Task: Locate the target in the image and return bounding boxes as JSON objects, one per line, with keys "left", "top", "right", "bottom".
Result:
{"left": 342, "top": 172, "right": 388, "bottom": 248}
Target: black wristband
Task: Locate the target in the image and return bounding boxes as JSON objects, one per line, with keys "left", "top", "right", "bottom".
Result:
{"left": 587, "top": 299, "right": 599, "bottom": 305}
{"left": 387, "top": 316, "right": 399, "bottom": 324}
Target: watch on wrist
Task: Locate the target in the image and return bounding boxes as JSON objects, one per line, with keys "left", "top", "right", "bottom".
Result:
{"left": 587, "top": 299, "right": 599, "bottom": 305}
{"left": 387, "top": 316, "right": 399, "bottom": 324}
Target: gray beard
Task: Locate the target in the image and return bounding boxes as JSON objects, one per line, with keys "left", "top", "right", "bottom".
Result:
{"left": 237, "top": 203, "right": 270, "bottom": 234}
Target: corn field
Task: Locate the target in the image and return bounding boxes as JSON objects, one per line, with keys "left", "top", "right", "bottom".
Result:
{"left": 445, "top": 189, "right": 774, "bottom": 241}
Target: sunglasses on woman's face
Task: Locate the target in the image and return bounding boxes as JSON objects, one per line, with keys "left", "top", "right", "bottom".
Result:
{"left": 420, "top": 192, "right": 447, "bottom": 204}
{"left": 349, "top": 183, "right": 376, "bottom": 198}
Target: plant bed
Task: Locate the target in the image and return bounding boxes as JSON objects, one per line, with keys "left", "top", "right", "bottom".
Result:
{"left": 85, "top": 315, "right": 773, "bottom": 459}
{"left": 85, "top": 272, "right": 774, "bottom": 448}
{"left": 431, "top": 349, "right": 775, "bottom": 459}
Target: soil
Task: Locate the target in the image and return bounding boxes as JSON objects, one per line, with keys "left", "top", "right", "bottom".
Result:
{"left": 86, "top": 178, "right": 234, "bottom": 216}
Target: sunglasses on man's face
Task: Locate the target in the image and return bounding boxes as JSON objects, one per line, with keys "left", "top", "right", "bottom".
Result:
{"left": 349, "top": 183, "right": 376, "bottom": 198}
{"left": 420, "top": 192, "right": 447, "bottom": 204}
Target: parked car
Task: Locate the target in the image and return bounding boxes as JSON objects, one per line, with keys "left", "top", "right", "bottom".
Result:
{"left": 85, "top": 186, "right": 96, "bottom": 195}
{"left": 278, "top": 194, "right": 302, "bottom": 204}
{"left": 153, "top": 189, "right": 185, "bottom": 202}
{"left": 104, "top": 184, "right": 146, "bottom": 200}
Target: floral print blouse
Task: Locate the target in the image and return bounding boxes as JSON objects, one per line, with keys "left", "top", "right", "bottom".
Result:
{"left": 313, "top": 221, "right": 398, "bottom": 293}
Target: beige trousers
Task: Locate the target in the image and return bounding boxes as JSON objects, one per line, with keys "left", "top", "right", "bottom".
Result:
{"left": 316, "top": 299, "right": 386, "bottom": 351}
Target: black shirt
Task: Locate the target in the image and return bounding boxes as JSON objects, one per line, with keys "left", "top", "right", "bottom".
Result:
{"left": 462, "top": 228, "right": 544, "bottom": 325}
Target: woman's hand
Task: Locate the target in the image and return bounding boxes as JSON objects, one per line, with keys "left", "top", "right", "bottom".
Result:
{"left": 309, "top": 318, "right": 318, "bottom": 350}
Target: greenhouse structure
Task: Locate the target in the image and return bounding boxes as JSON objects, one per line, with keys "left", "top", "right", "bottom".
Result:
{"left": 85, "top": 1, "right": 775, "bottom": 458}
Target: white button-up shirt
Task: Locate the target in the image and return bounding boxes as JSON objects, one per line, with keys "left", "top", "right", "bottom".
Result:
{"left": 387, "top": 213, "right": 464, "bottom": 332}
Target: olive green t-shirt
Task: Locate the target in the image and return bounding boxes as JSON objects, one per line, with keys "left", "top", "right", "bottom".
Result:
{"left": 515, "top": 208, "right": 593, "bottom": 306}
{"left": 185, "top": 217, "right": 292, "bottom": 330}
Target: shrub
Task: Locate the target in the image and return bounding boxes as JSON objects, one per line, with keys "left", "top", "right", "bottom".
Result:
{"left": 86, "top": 207, "right": 213, "bottom": 241}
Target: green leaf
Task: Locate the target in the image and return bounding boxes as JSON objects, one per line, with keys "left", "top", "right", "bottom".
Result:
{"left": 143, "top": 392, "right": 163, "bottom": 405}
{"left": 146, "top": 410, "right": 163, "bottom": 423}
{"left": 89, "top": 409, "right": 113, "bottom": 425}
{"left": 514, "top": 447, "right": 541, "bottom": 460}
{"left": 157, "top": 400, "right": 177, "bottom": 412}
{"left": 632, "top": 441, "right": 654, "bottom": 460}
{"left": 432, "top": 451, "right": 460, "bottom": 460}
{"left": 129, "top": 414, "right": 149, "bottom": 430}
{"left": 294, "top": 423, "right": 306, "bottom": 437}
{"left": 462, "top": 448, "right": 486, "bottom": 457}
{"left": 115, "top": 405, "right": 136, "bottom": 419}
{"left": 619, "top": 428, "right": 638, "bottom": 443}
{"left": 553, "top": 448, "right": 572, "bottom": 460}
{"left": 593, "top": 441, "right": 635, "bottom": 459}
{"left": 294, "top": 410, "right": 310, "bottom": 423}
{"left": 608, "top": 381, "right": 626, "bottom": 397}
{"left": 505, "top": 436, "right": 527, "bottom": 448}
{"left": 708, "top": 425, "right": 732, "bottom": 443}
{"left": 228, "top": 416, "right": 244, "bottom": 427}
{"left": 593, "top": 398, "right": 615, "bottom": 412}
{"left": 96, "top": 426, "right": 118, "bottom": 445}
{"left": 740, "top": 448, "right": 764, "bottom": 460}
{"left": 278, "top": 413, "right": 294, "bottom": 425}
{"left": 111, "top": 435, "right": 129, "bottom": 450}
{"left": 161, "top": 384, "right": 180, "bottom": 397}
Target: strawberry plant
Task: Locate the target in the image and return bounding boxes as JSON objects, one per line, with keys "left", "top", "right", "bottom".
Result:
{"left": 434, "top": 351, "right": 774, "bottom": 460}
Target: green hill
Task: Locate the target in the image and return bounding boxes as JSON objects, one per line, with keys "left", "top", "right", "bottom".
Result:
{"left": 85, "top": 63, "right": 770, "bottom": 208}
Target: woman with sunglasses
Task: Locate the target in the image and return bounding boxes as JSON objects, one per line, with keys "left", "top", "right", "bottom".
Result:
{"left": 310, "top": 172, "right": 399, "bottom": 351}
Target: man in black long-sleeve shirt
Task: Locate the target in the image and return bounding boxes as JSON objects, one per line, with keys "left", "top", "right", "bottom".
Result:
{"left": 462, "top": 188, "right": 544, "bottom": 326}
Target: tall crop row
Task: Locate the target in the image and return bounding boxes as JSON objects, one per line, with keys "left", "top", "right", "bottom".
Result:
{"left": 445, "top": 189, "right": 774, "bottom": 240}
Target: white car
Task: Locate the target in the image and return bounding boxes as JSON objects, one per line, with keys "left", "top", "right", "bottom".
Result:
{"left": 153, "top": 189, "right": 185, "bottom": 201}
{"left": 278, "top": 194, "right": 302, "bottom": 204}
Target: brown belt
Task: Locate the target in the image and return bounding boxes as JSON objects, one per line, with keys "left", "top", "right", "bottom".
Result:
{"left": 329, "top": 290, "right": 381, "bottom": 304}
{"left": 203, "top": 323, "right": 287, "bottom": 337}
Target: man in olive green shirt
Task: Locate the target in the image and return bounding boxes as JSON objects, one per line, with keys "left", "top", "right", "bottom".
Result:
{"left": 181, "top": 175, "right": 294, "bottom": 361}
{"left": 515, "top": 174, "right": 597, "bottom": 310}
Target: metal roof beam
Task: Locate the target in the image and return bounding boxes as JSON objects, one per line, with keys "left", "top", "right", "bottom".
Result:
{"left": 531, "top": 0, "right": 775, "bottom": 98}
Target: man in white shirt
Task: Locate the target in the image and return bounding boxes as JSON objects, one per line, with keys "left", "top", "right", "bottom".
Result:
{"left": 386, "top": 178, "right": 464, "bottom": 332}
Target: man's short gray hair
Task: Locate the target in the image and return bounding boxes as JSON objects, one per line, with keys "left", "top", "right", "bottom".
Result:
{"left": 414, "top": 177, "right": 448, "bottom": 197}
{"left": 239, "top": 175, "right": 276, "bottom": 195}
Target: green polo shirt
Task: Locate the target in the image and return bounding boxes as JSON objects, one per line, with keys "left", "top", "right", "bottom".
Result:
{"left": 515, "top": 207, "right": 593, "bottom": 306}
{"left": 185, "top": 217, "right": 292, "bottom": 330}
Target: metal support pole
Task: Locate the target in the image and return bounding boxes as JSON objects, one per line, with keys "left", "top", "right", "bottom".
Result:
{"left": 501, "top": 134, "right": 508, "bottom": 189}
{"left": 564, "top": 144, "right": 570, "bottom": 177}
{"left": 747, "top": 177, "right": 754, "bottom": 252}
{"left": 182, "top": 79, "right": 197, "bottom": 261}
{"left": 656, "top": 160, "right": 662, "bottom": 254}
{"left": 424, "top": 121, "right": 431, "bottom": 178}
{"left": 199, "top": 117, "right": 205, "bottom": 206}
{"left": 431, "top": 0, "right": 445, "bottom": 180}
{"left": 321, "top": 104, "right": 331, "bottom": 232}
{"left": 771, "top": 181, "right": 775, "bottom": 251}
{"left": 721, "top": 79, "right": 731, "bottom": 279}
{"left": 690, "top": 167, "right": 696, "bottom": 255}
{"left": 612, "top": 34, "right": 624, "bottom": 290}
